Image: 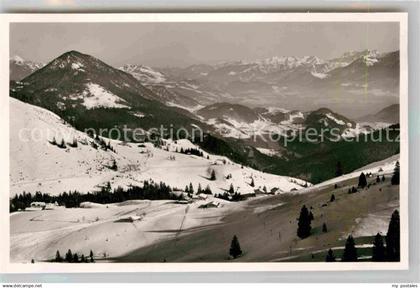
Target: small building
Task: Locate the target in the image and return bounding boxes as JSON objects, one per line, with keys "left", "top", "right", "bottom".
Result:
{"left": 29, "top": 202, "right": 46, "bottom": 210}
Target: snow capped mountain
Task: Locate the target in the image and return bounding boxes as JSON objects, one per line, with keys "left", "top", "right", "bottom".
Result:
{"left": 120, "top": 64, "right": 229, "bottom": 108}
{"left": 119, "top": 64, "right": 166, "bottom": 84}
{"left": 10, "top": 55, "right": 44, "bottom": 81}
{"left": 10, "top": 97, "right": 308, "bottom": 197}
{"left": 10, "top": 50, "right": 211, "bottom": 142}
{"left": 12, "top": 50, "right": 157, "bottom": 109}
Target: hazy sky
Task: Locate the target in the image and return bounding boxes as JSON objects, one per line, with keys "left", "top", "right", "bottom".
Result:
{"left": 10, "top": 22, "right": 399, "bottom": 67}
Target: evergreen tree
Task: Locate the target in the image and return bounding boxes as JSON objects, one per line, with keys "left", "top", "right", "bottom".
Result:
{"left": 73, "top": 253, "right": 79, "bottom": 263}
{"left": 391, "top": 161, "right": 400, "bottom": 185}
{"left": 297, "top": 205, "right": 312, "bottom": 239}
{"left": 335, "top": 161, "right": 343, "bottom": 177}
{"left": 325, "top": 249, "right": 336, "bottom": 262}
{"left": 90, "top": 250, "right": 95, "bottom": 263}
{"left": 210, "top": 169, "right": 216, "bottom": 181}
{"left": 322, "top": 223, "right": 328, "bottom": 233}
{"left": 81, "top": 254, "right": 86, "bottom": 263}
{"left": 386, "top": 210, "right": 400, "bottom": 261}
{"left": 110, "top": 159, "right": 117, "bottom": 171}
{"left": 55, "top": 250, "right": 63, "bottom": 262}
{"left": 342, "top": 235, "right": 358, "bottom": 262}
{"left": 189, "top": 182, "right": 194, "bottom": 194}
{"left": 330, "top": 194, "right": 335, "bottom": 202}
{"left": 197, "top": 183, "right": 202, "bottom": 194}
{"left": 376, "top": 175, "right": 380, "bottom": 183}
{"left": 372, "top": 233, "right": 385, "bottom": 261}
{"left": 204, "top": 185, "right": 212, "bottom": 195}
{"left": 382, "top": 175, "right": 386, "bottom": 182}
{"left": 250, "top": 177, "right": 255, "bottom": 187}
{"left": 358, "top": 173, "right": 367, "bottom": 188}
{"left": 228, "top": 183, "right": 235, "bottom": 194}
{"left": 65, "top": 249, "right": 73, "bottom": 263}
{"left": 229, "top": 235, "right": 242, "bottom": 259}
{"left": 358, "top": 172, "right": 367, "bottom": 188}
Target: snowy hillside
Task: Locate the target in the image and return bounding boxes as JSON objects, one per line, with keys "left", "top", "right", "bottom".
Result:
{"left": 10, "top": 98, "right": 308, "bottom": 197}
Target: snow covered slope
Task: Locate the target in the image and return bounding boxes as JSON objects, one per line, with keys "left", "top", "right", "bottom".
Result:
{"left": 10, "top": 98, "right": 308, "bottom": 197}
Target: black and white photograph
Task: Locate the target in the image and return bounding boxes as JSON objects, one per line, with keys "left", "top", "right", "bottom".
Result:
{"left": 1, "top": 13, "right": 408, "bottom": 272}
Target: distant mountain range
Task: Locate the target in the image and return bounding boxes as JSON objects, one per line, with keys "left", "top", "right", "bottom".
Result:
{"left": 9, "top": 50, "right": 401, "bottom": 183}
{"left": 118, "top": 50, "right": 399, "bottom": 117}
{"left": 11, "top": 49, "right": 399, "bottom": 118}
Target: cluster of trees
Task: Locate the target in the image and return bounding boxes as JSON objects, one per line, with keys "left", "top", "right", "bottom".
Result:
{"left": 177, "top": 147, "right": 204, "bottom": 157}
{"left": 216, "top": 191, "right": 244, "bottom": 202}
{"left": 10, "top": 180, "right": 180, "bottom": 211}
{"left": 358, "top": 161, "right": 400, "bottom": 189}
{"left": 184, "top": 182, "right": 213, "bottom": 197}
{"left": 326, "top": 210, "right": 400, "bottom": 262}
{"left": 49, "top": 137, "right": 70, "bottom": 149}
{"left": 86, "top": 132, "right": 116, "bottom": 152}
{"left": 54, "top": 249, "right": 95, "bottom": 263}
{"left": 215, "top": 184, "right": 248, "bottom": 202}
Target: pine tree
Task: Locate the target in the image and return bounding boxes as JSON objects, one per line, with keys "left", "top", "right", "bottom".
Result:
{"left": 90, "top": 250, "right": 95, "bottom": 263}
{"left": 110, "top": 159, "right": 117, "bottom": 171}
{"left": 325, "top": 249, "right": 336, "bottom": 262}
{"left": 382, "top": 175, "right": 386, "bottom": 182}
{"left": 386, "top": 210, "right": 400, "bottom": 261}
{"left": 197, "top": 183, "right": 202, "bottom": 194}
{"left": 65, "top": 249, "right": 73, "bottom": 263}
{"left": 358, "top": 173, "right": 367, "bottom": 188}
{"left": 391, "top": 161, "right": 400, "bottom": 185}
{"left": 335, "top": 161, "right": 343, "bottom": 177}
{"left": 204, "top": 185, "right": 212, "bottom": 195}
{"left": 372, "top": 233, "right": 385, "bottom": 261}
{"left": 250, "top": 177, "right": 255, "bottom": 187}
{"left": 322, "top": 223, "right": 328, "bottom": 233}
{"left": 297, "top": 205, "right": 312, "bottom": 239}
{"left": 342, "top": 235, "right": 358, "bottom": 262}
{"left": 73, "top": 253, "right": 79, "bottom": 263}
{"left": 81, "top": 254, "right": 86, "bottom": 263}
{"left": 228, "top": 183, "right": 235, "bottom": 194}
{"left": 376, "top": 175, "right": 380, "bottom": 183}
{"left": 330, "top": 194, "right": 335, "bottom": 202}
{"left": 189, "top": 182, "right": 194, "bottom": 194}
{"left": 55, "top": 250, "right": 63, "bottom": 262}
{"left": 229, "top": 235, "right": 242, "bottom": 259}
{"left": 210, "top": 169, "right": 216, "bottom": 181}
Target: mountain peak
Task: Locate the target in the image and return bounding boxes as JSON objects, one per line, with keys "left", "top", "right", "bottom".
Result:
{"left": 11, "top": 55, "right": 25, "bottom": 63}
